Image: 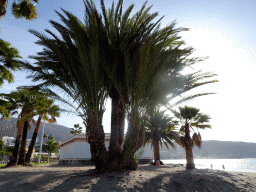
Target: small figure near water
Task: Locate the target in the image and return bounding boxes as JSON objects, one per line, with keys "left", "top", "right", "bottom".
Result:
{"left": 222, "top": 164, "right": 225, "bottom": 170}
{"left": 211, "top": 163, "right": 213, "bottom": 169}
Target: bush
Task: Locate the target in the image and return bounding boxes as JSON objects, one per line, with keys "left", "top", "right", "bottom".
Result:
{"left": 33, "top": 154, "right": 48, "bottom": 162}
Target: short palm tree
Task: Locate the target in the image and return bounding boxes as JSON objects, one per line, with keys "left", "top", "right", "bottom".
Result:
{"left": 172, "top": 106, "right": 211, "bottom": 169}
{"left": 70, "top": 124, "right": 83, "bottom": 135}
{"left": 43, "top": 134, "right": 58, "bottom": 162}
{"left": 143, "top": 109, "right": 179, "bottom": 165}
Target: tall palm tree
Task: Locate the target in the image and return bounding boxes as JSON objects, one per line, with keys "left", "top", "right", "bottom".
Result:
{"left": 97, "top": 0, "right": 207, "bottom": 170}
{"left": 21, "top": 1, "right": 109, "bottom": 170}
{"left": 172, "top": 106, "right": 211, "bottom": 169}
{"left": 21, "top": 0, "right": 168, "bottom": 171}
{"left": 0, "top": 38, "right": 22, "bottom": 87}
{"left": 21, "top": 0, "right": 218, "bottom": 172}
{"left": 142, "top": 109, "right": 179, "bottom": 165}
{"left": 24, "top": 97, "right": 60, "bottom": 164}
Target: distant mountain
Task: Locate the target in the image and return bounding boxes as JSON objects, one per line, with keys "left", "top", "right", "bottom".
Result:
{"left": 0, "top": 117, "right": 75, "bottom": 144}
{"left": 158, "top": 140, "right": 256, "bottom": 159}
{"left": 1, "top": 118, "right": 256, "bottom": 159}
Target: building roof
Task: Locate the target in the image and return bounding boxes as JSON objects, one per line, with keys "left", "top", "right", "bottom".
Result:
{"left": 59, "top": 133, "right": 114, "bottom": 148}
{"left": 59, "top": 133, "right": 152, "bottom": 148}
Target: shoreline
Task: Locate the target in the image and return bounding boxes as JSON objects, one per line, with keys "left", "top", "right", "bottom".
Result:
{"left": 0, "top": 163, "right": 256, "bottom": 191}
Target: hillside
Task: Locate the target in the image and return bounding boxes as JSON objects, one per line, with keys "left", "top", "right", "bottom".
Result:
{"left": 0, "top": 117, "right": 74, "bottom": 144}
{"left": 157, "top": 140, "right": 256, "bottom": 159}
{"left": 1, "top": 118, "right": 256, "bottom": 159}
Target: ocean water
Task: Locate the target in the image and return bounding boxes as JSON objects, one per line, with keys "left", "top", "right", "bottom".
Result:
{"left": 162, "top": 158, "right": 256, "bottom": 173}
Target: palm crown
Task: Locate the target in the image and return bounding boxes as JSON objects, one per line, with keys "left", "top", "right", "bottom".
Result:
{"left": 172, "top": 106, "right": 211, "bottom": 148}
{"left": 70, "top": 124, "right": 83, "bottom": 135}
{"left": 142, "top": 108, "right": 179, "bottom": 164}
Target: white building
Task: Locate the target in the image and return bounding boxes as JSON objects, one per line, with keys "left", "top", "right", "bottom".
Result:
{"left": 59, "top": 133, "right": 154, "bottom": 165}
{"left": 2, "top": 136, "right": 39, "bottom": 149}
{"left": 2, "top": 136, "right": 15, "bottom": 147}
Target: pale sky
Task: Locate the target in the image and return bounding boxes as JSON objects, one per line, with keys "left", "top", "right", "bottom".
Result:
{"left": 1, "top": 0, "right": 256, "bottom": 143}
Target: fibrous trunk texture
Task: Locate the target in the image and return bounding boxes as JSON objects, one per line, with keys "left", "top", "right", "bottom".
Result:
{"left": 25, "top": 115, "right": 42, "bottom": 164}
{"left": 17, "top": 121, "right": 29, "bottom": 165}
{"left": 154, "top": 139, "right": 160, "bottom": 164}
{"left": 108, "top": 90, "right": 125, "bottom": 171}
{"left": 86, "top": 118, "right": 108, "bottom": 171}
{"left": 184, "top": 122, "right": 195, "bottom": 169}
{"left": 7, "top": 110, "right": 26, "bottom": 166}
{"left": 121, "top": 114, "right": 145, "bottom": 170}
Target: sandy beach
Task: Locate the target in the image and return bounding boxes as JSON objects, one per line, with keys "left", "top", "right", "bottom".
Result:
{"left": 0, "top": 162, "right": 256, "bottom": 192}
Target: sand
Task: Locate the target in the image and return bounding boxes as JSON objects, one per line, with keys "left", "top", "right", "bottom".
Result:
{"left": 0, "top": 162, "right": 256, "bottom": 192}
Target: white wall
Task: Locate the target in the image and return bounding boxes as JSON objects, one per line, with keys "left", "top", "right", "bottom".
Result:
{"left": 60, "top": 140, "right": 175, "bottom": 160}
{"left": 60, "top": 141, "right": 111, "bottom": 160}
{"left": 135, "top": 143, "right": 154, "bottom": 159}
{"left": 60, "top": 142, "right": 76, "bottom": 160}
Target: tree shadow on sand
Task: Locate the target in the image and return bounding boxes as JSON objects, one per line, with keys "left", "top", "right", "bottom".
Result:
{"left": 0, "top": 163, "right": 253, "bottom": 192}
{"left": 0, "top": 164, "right": 96, "bottom": 192}
{"left": 130, "top": 168, "right": 252, "bottom": 192}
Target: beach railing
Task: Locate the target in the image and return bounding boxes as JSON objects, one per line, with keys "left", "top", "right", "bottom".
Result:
{"left": 0, "top": 160, "right": 9, "bottom": 164}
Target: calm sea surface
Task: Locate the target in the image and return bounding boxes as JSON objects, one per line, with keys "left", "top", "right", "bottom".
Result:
{"left": 162, "top": 158, "right": 256, "bottom": 173}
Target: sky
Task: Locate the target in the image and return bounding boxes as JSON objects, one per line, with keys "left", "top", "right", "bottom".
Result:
{"left": 1, "top": 0, "right": 256, "bottom": 143}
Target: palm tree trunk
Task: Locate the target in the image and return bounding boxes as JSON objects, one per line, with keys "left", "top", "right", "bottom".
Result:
{"left": 184, "top": 122, "right": 195, "bottom": 169}
{"left": 108, "top": 90, "right": 124, "bottom": 171}
{"left": 121, "top": 114, "right": 145, "bottom": 170}
{"left": 118, "top": 109, "right": 125, "bottom": 147}
{"left": 154, "top": 139, "right": 160, "bottom": 164}
{"left": 25, "top": 115, "right": 42, "bottom": 164}
{"left": 17, "top": 121, "right": 29, "bottom": 165}
{"left": 87, "top": 118, "right": 108, "bottom": 171}
{"left": 7, "top": 115, "right": 25, "bottom": 166}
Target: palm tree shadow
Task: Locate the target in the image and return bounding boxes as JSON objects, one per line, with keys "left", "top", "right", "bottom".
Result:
{"left": 47, "top": 168, "right": 131, "bottom": 192}
{"left": 135, "top": 168, "right": 247, "bottom": 192}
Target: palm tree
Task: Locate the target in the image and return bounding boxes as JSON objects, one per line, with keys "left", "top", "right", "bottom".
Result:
{"left": 0, "top": 88, "right": 55, "bottom": 166}
{"left": 22, "top": 2, "right": 109, "bottom": 170}
{"left": 97, "top": 0, "right": 204, "bottom": 170}
{"left": 172, "top": 106, "right": 211, "bottom": 169}
{"left": 43, "top": 134, "right": 58, "bottom": 162}
{"left": 21, "top": 0, "right": 218, "bottom": 172}
{"left": 0, "top": 0, "right": 39, "bottom": 21}
{"left": 142, "top": 109, "right": 179, "bottom": 165}
{"left": 21, "top": 0, "right": 162, "bottom": 171}
{"left": 0, "top": 38, "right": 22, "bottom": 87}
{"left": 24, "top": 97, "right": 60, "bottom": 164}
{"left": 70, "top": 124, "right": 83, "bottom": 135}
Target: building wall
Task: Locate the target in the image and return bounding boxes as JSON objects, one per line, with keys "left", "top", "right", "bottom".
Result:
{"left": 60, "top": 142, "right": 77, "bottom": 159}
{"left": 0, "top": 124, "right": 16, "bottom": 138}
{"left": 135, "top": 143, "right": 154, "bottom": 159}
{"left": 60, "top": 141, "right": 111, "bottom": 160}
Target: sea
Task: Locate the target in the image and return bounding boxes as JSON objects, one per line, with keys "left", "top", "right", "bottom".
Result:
{"left": 162, "top": 158, "right": 256, "bottom": 173}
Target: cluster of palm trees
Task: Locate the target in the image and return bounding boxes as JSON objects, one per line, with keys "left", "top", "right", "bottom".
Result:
{"left": 0, "top": 88, "right": 60, "bottom": 166}
{"left": 0, "top": 0, "right": 217, "bottom": 171}
{"left": 144, "top": 106, "right": 211, "bottom": 169}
